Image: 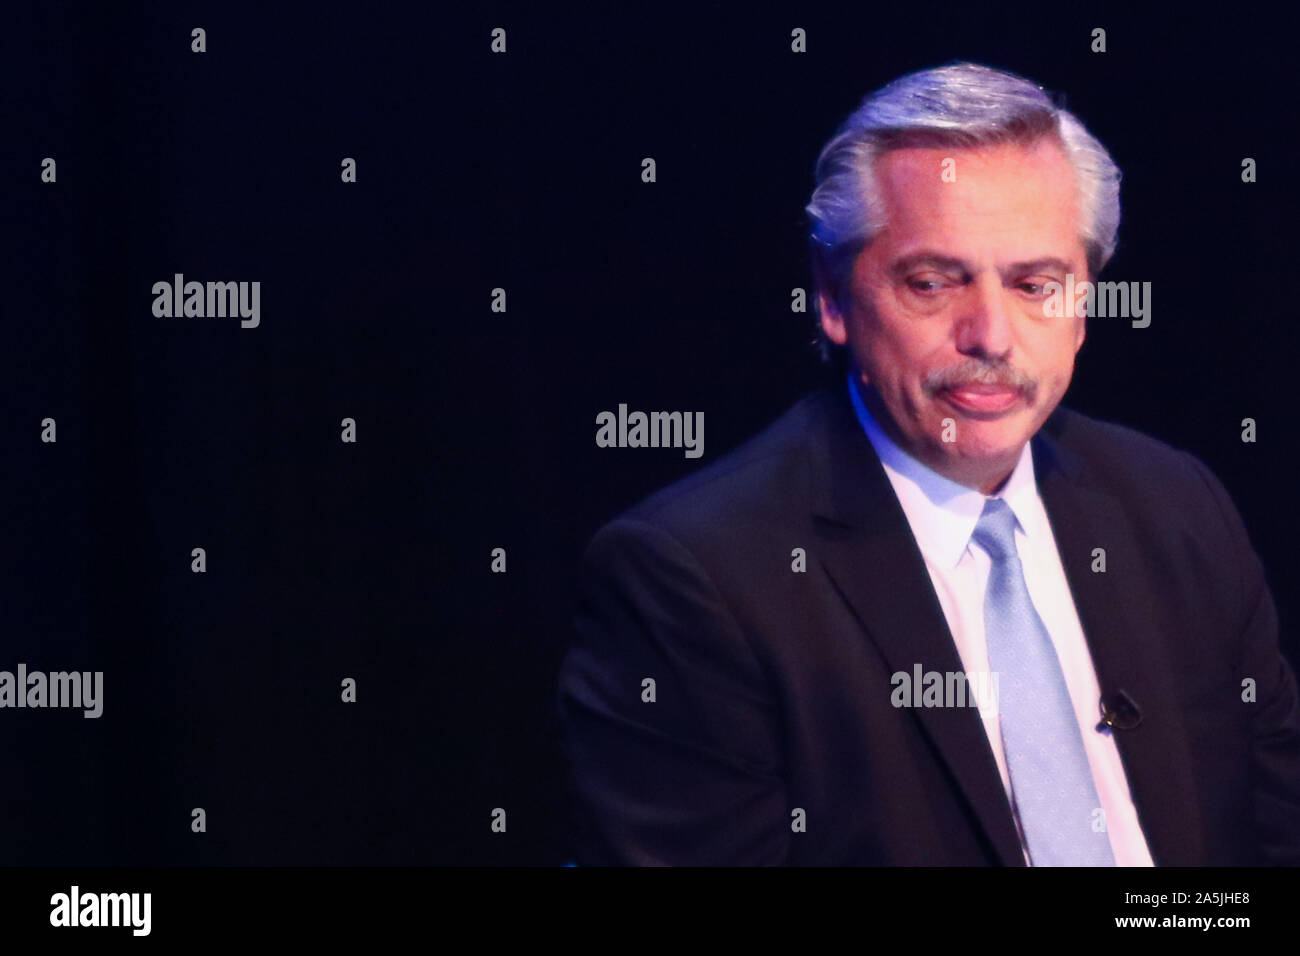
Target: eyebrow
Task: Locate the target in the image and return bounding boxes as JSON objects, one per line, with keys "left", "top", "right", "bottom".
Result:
{"left": 888, "top": 252, "right": 1076, "bottom": 280}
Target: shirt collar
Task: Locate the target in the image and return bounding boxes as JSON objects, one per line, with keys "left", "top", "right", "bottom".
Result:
{"left": 846, "top": 372, "right": 1039, "bottom": 569}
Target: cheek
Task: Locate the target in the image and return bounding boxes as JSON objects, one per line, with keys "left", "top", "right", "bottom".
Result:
{"left": 871, "top": 328, "right": 943, "bottom": 379}
{"left": 1044, "top": 338, "right": 1081, "bottom": 379}
{"left": 1020, "top": 319, "right": 1079, "bottom": 365}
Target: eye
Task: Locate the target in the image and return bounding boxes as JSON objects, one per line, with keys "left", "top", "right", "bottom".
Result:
{"left": 1015, "top": 277, "right": 1057, "bottom": 297}
{"left": 906, "top": 274, "right": 956, "bottom": 294}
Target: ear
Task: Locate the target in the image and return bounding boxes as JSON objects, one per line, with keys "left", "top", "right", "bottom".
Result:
{"left": 811, "top": 254, "right": 849, "bottom": 347}
{"left": 1073, "top": 260, "right": 1089, "bottom": 353}
{"left": 818, "top": 289, "right": 849, "bottom": 346}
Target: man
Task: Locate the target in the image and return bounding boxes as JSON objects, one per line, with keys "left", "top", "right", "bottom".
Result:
{"left": 556, "top": 62, "right": 1300, "bottom": 865}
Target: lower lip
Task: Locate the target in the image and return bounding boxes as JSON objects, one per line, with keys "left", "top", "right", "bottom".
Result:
{"left": 941, "top": 386, "right": 1022, "bottom": 414}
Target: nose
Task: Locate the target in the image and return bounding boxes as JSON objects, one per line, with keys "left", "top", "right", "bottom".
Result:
{"left": 954, "top": 272, "right": 1014, "bottom": 360}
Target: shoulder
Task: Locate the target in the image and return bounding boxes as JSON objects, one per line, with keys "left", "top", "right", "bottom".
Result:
{"left": 1043, "top": 405, "right": 1219, "bottom": 495}
{"left": 584, "top": 387, "right": 836, "bottom": 561}
{"left": 1041, "top": 404, "right": 1249, "bottom": 556}
{"left": 1043, "top": 405, "right": 1195, "bottom": 480}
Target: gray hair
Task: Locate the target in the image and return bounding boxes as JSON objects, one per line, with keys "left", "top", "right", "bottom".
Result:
{"left": 805, "top": 62, "right": 1122, "bottom": 362}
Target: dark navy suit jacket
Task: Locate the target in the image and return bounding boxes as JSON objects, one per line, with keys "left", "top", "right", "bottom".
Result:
{"left": 556, "top": 383, "right": 1300, "bottom": 865}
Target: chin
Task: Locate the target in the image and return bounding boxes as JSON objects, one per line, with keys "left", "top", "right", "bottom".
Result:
{"left": 948, "top": 429, "right": 1028, "bottom": 461}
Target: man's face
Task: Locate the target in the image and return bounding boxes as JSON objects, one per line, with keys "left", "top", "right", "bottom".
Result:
{"left": 819, "top": 137, "right": 1089, "bottom": 492}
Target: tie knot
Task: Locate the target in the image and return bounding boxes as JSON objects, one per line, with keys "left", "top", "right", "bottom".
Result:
{"left": 971, "top": 496, "right": 1020, "bottom": 563}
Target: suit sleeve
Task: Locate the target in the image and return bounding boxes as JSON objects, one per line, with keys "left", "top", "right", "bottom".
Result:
{"left": 556, "top": 516, "right": 790, "bottom": 865}
{"left": 1184, "top": 452, "right": 1300, "bottom": 864}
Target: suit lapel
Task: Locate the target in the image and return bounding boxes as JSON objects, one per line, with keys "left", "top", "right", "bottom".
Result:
{"left": 1032, "top": 415, "right": 1208, "bottom": 865}
{"left": 806, "top": 384, "right": 1025, "bottom": 865}
{"left": 803, "top": 382, "right": 1206, "bottom": 865}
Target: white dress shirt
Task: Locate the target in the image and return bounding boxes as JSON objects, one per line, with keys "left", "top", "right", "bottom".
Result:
{"left": 847, "top": 373, "right": 1153, "bottom": 866}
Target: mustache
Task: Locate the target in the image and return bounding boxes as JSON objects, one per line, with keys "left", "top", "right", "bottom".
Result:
{"left": 922, "top": 361, "right": 1037, "bottom": 398}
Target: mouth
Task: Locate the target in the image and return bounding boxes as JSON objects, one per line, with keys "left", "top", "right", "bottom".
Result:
{"left": 938, "top": 383, "right": 1024, "bottom": 417}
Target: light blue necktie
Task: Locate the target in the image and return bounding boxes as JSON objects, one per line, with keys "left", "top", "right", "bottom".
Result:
{"left": 972, "top": 496, "right": 1115, "bottom": 866}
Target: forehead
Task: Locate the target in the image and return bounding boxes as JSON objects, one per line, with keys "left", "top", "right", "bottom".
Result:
{"left": 870, "top": 138, "right": 1083, "bottom": 257}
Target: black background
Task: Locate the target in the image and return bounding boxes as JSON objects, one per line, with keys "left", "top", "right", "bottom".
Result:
{"left": 5, "top": 1, "right": 1296, "bottom": 864}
